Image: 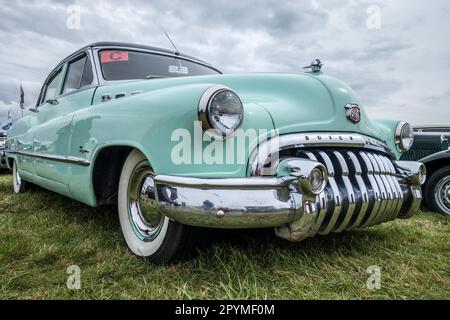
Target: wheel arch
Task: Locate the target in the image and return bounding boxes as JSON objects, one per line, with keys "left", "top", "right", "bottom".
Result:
{"left": 420, "top": 151, "right": 450, "bottom": 180}
{"left": 6, "top": 155, "right": 15, "bottom": 170}
{"left": 91, "top": 144, "right": 151, "bottom": 206}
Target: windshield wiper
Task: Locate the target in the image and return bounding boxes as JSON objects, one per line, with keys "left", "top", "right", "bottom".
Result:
{"left": 145, "top": 75, "right": 167, "bottom": 79}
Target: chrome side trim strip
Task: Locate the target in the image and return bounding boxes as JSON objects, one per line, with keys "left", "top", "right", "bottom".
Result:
{"left": 7, "top": 150, "right": 90, "bottom": 166}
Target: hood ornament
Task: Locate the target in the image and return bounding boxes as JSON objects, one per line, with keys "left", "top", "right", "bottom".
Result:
{"left": 345, "top": 104, "right": 361, "bottom": 124}
{"left": 303, "top": 59, "right": 323, "bottom": 73}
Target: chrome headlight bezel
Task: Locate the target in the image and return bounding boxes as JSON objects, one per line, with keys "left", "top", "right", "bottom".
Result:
{"left": 395, "top": 121, "right": 415, "bottom": 152}
{"left": 198, "top": 85, "right": 244, "bottom": 137}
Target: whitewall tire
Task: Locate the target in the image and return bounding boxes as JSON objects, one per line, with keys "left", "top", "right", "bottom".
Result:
{"left": 117, "top": 150, "right": 196, "bottom": 264}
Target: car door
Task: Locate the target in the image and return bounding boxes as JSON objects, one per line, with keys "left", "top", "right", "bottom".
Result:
{"left": 33, "top": 51, "right": 97, "bottom": 193}
{"left": 31, "top": 66, "right": 65, "bottom": 185}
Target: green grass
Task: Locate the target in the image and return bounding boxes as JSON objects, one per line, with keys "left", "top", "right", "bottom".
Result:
{"left": 0, "top": 173, "right": 449, "bottom": 300}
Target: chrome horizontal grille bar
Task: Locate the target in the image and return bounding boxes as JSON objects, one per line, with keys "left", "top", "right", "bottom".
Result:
{"left": 300, "top": 149, "right": 405, "bottom": 235}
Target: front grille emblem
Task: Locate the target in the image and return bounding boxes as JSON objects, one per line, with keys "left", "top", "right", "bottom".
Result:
{"left": 345, "top": 104, "right": 361, "bottom": 124}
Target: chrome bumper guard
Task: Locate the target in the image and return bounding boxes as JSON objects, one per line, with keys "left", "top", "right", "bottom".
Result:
{"left": 153, "top": 152, "right": 425, "bottom": 242}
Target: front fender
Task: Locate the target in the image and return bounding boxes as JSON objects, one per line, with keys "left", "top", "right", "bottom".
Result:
{"left": 370, "top": 118, "right": 403, "bottom": 159}
{"left": 420, "top": 149, "right": 450, "bottom": 164}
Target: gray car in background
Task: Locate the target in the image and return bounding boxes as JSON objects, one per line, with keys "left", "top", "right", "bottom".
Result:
{"left": 0, "top": 131, "right": 8, "bottom": 172}
{"left": 401, "top": 126, "right": 450, "bottom": 215}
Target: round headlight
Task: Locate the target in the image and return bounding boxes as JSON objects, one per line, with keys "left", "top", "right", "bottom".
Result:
{"left": 199, "top": 85, "right": 244, "bottom": 136}
{"left": 395, "top": 122, "right": 414, "bottom": 152}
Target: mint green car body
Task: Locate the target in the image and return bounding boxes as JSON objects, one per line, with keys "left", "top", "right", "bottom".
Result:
{"left": 7, "top": 43, "right": 400, "bottom": 209}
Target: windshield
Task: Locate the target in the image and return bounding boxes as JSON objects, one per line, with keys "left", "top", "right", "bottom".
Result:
{"left": 98, "top": 50, "right": 220, "bottom": 81}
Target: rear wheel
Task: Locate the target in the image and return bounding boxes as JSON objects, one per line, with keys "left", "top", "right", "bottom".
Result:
{"left": 117, "top": 150, "right": 196, "bottom": 264}
{"left": 424, "top": 165, "right": 450, "bottom": 216}
{"left": 12, "top": 160, "right": 28, "bottom": 194}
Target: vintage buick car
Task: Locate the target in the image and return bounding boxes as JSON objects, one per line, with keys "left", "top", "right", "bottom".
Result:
{"left": 401, "top": 126, "right": 450, "bottom": 215}
{"left": 6, "top": 42, "right": 426, "bottom": 263}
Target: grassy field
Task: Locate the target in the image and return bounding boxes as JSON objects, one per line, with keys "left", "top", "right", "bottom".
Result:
{"left": 0, "top": 172, "right": 449, "bottom": 300}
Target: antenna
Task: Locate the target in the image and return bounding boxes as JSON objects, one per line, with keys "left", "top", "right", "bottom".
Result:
{"left": 161, "top": 27, "right": 180, "bottom": 55}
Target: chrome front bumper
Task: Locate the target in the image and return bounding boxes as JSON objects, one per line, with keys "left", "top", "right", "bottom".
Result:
{"left": 153, "top": 154, "right": 424, "bottom": 242}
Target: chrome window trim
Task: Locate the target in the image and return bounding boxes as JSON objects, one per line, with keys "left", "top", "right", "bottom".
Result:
{"left": 7, "top": 151, "right": 90, "bottom": 166}
{"left": 39, "top": 67, "right": 64, "bottom": 106}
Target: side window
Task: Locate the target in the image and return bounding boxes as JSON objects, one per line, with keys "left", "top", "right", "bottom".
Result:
{"left": 42, "top": 69, "right": 62, "bottom": 103}
{"left": 62, "top": 54, "right": 94, "bottom": 94}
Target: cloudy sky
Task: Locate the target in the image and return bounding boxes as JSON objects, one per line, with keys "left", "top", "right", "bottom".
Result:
{"left": 0, "top": 0, "right": 449, "bottom": 127}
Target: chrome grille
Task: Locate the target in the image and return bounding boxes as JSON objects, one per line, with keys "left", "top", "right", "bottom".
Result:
{"left": 298, "top": 149, "right": 404, "bottom": 235}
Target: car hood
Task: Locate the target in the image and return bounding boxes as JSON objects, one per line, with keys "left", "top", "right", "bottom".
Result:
{"left": 93, "top": 73, "right": 389, "bottom": 143}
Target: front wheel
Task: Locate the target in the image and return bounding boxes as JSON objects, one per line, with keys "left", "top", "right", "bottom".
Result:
{"left": 117, "top": 150, "right": 196, "bottom": 264}
{"left": 424, "top": 165, "right": 450, "bottom": 216}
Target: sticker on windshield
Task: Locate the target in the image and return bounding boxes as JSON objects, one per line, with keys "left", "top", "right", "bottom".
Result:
{"left": 169, "top": 65, "right": 189, "bottom": 75}
{"left": 100, "top": 51, "right": 129, "bottom": 63}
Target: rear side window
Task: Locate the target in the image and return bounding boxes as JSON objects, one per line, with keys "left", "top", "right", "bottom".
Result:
{"left": 43, "top": 69, "right": 62, "bottom": 102}
{"left": 63, "top": 54, "right": 94, "bottom": 94}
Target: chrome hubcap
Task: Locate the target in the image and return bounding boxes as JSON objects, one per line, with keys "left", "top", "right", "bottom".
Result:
{"left": 436, "top": 176, "right": 450, "bottom": 214}
{"left": 128, "top": 162, "right": 164, "bottom": 240}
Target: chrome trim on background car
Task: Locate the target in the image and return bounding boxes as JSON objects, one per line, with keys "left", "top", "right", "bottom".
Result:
{"left": 7, "top": 151, "right": 90, "bottom": 166}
